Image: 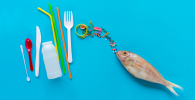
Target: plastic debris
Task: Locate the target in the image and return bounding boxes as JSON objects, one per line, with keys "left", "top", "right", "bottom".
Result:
{"left": 102, "top": 27, "right": 108, "bottom": 33}
{"left": 88, "top": 21, "right": 94, "bottom": 31}
{"left": 76, "top": 21, "right": 118, "bottom": 54}
{"left": 75, "top": 24, "right": 88, "bottom": 39}
{"left": 94, "top": 27, "right": 102, "bottom": 32}
{"left": 80, "top": 25, "right": 86, "bottom": 30}
{"left": 112, "top": 48, "right": 117, "bottom": 54}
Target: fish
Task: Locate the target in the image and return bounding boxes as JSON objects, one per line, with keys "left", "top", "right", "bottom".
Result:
{"left": 116, "top": 50, "right": 183, "bottom": 96}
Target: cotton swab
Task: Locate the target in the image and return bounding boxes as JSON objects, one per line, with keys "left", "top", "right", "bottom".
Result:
{"left": 57, "top": 7, "right": 72, "bottom": 78}
{"left": 20, "top": 45, "right": 30, "bottom": 82}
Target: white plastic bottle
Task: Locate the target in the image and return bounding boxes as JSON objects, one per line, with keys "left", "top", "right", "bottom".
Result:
{"left": 42, "top": 41, "right": 62, "bottom": 79}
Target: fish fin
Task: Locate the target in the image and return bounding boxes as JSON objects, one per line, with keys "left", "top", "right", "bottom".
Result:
{"left": 165, "top": 81, "right": 183, "bottom": 96}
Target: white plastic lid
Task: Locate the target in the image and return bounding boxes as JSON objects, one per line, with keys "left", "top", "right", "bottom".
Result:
{"left": 42, "top": 41, "right": 52, "bottom": 46}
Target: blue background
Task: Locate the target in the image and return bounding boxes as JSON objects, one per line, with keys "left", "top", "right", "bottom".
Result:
{"left": 0, "top": 0, "right": 194, "bottom": 100}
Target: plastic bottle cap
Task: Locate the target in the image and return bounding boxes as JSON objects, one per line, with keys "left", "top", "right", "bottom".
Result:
{"left": 42, "top": 41, "right": 52, "bottom": 45}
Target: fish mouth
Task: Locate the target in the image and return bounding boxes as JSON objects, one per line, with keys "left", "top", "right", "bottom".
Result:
{"left": 116, "top": 51, "right": 126, "bottom": 66}
{"left": 116, "top": 50, "right": 127, "bottom": 63}
{"left": 116, "top": 51, "right": 124, "bottom": 62}
{"left": 116, "top": 51, "right": 120, "bottom": 58}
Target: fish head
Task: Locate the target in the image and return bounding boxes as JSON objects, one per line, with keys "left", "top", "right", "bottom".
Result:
{"left": 116, "top": 50, "right": 134, "bottom": 66}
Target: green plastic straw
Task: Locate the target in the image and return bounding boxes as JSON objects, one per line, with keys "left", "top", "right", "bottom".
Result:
{"left": 49, "top": 3, "right": 65, "bottom": 73}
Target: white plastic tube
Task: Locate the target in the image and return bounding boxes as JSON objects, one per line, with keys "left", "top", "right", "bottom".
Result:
{"left": 42, "top": 41, "right": 62, "bottom": 79}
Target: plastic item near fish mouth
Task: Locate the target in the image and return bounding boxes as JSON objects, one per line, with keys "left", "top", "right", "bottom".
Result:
{"left": 75, "top": 24, "right": 88, "bottom": 39}
{"left": 80, "top": 25, "right": 86, "bottom": 29}
{"left": 75, "top": 21, "right": 117, "bottom": 54}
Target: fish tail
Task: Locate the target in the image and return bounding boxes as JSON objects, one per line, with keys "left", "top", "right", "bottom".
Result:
{"left": 165, "top": 80, "right": 183, "bottom": 96}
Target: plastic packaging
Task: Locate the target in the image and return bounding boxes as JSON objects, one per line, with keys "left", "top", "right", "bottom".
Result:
{"left": 42, "top": 41, "right": 62, "bottom": 79}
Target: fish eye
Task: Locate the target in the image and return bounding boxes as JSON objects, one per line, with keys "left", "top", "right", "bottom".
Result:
{"left": 123, "top": 52, "right": 127, "bottom": 55}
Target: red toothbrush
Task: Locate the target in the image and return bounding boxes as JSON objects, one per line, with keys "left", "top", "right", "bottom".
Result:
{"left": 25, "top": 38, "right": 33, "bottom": 71}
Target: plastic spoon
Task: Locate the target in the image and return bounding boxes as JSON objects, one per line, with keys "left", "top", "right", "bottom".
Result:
{"left": 25, "top": 38, "right": 33, "bottom": 71}
{"left": 20, "top": 45, "right": 30, "bottom": 82}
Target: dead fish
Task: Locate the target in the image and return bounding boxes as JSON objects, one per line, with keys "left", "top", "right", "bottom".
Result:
{"left": 116, "top": 50, "right": 183, "bottom": 96}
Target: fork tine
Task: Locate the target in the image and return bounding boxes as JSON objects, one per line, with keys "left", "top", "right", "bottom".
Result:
{"left": 71, "top": 11, "right": 73, "bottom": 22}
{"left": 69, "top": 11, "right": 70, "bottom": 22}
{"left": 66, "top": 11, "right": 68, "bottom": 22}
{"left": 64, "top": 11, "right": 66, "bottom": 23}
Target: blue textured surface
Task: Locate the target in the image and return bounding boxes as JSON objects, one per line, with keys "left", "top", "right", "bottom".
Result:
{"left": 0, "top": 0, "right": 194, "bottom": 100}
